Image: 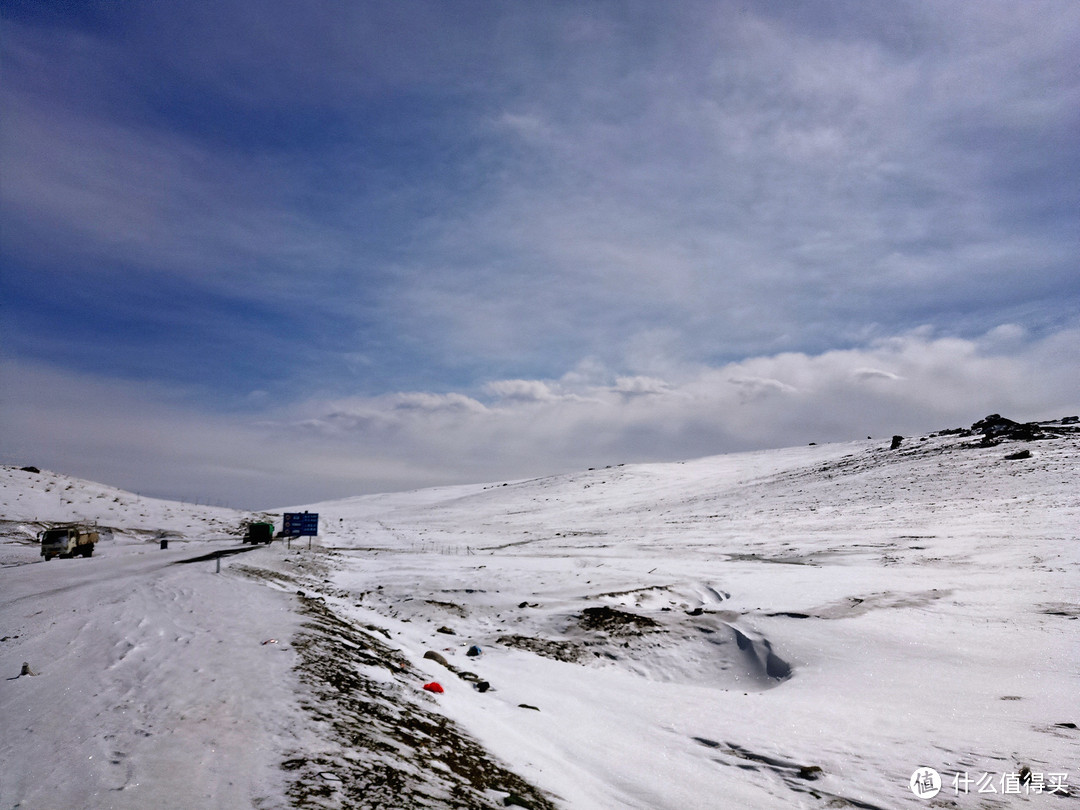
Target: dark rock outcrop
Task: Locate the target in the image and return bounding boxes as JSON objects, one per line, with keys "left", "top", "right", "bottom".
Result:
{"left": 971, "top": 414, "right": 1048, "bottom": 445}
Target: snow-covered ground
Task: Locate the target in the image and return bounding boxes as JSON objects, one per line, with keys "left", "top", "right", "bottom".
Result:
{"left": 2, "top": 419, "right": 1078, "bottom": 809}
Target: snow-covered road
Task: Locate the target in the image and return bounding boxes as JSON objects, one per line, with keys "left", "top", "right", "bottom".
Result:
{"left": 1, "top": 543, "right": 301, "bottom": 810}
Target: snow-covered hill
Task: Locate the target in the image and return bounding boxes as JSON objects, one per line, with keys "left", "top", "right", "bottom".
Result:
{"left": 0, "top": 465, "right": 270, "bottom": 564}
{"left": 2, "top": 417, "right": 1078, "bottom": 809}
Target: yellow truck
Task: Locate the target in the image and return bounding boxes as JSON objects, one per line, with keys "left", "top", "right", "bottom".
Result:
{"left": 40, "top": 525, "right": 98, "bottom": 560}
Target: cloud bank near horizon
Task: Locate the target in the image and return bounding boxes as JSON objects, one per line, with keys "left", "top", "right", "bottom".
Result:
{"left": 5, "top": 327, "right": 1076, "bottom": 508}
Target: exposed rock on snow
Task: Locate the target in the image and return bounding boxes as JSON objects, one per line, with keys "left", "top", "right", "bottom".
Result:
{"left": 972, "top": 413, "right": 1048, "bottom": 444}
{"left": 283, "top": 593, "right": 556, "bottom": 810}
{"left": 424, "top": 649, "right": 452, "bottom": 667}
{"left": 1004, "top": 449, "right": 1033, "bottom": 460}
{"left": 969, "top": 413, "right": 1080, "bottom": 446}
{"left": 577, "top": 605, "right": 659, "bottom": 636}
{"left": 497, "top": 634, "right": 586, "bottom": 664}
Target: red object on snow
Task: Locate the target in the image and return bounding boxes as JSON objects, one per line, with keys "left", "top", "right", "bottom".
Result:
{"left": 422, "top": 682, "right": 444, "bottom": 694}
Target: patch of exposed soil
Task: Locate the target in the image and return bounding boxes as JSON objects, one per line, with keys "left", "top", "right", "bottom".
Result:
{"left": 577, "top": 606, "right": 660, "bottom": 636}
{"left": 231, "top": 563, "right": 300, "bottom": 591}
{"left": 426, "top": 599, "right": 468, "bottom": 617}
{"left": 286, "top": 595, "right": 557, "bottom": 810}
{"left": 497, "top": 634, "right": 586, "bottom": 664}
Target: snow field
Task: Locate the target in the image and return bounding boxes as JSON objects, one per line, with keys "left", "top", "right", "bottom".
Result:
{"left": 2, "top": 423, "right": 1078, "bottom": 808}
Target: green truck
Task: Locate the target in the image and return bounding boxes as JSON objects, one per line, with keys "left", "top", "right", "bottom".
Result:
{"left": 243, "top": 521, "right": 275, "bottom": 544}
{"left": 40, "top": 525, "right": 98, "bottom": 560}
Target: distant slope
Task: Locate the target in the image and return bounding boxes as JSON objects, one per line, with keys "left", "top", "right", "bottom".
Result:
{"left": 0, "top": 465, "right": 261, "bottom": 546}
{"left": 282, "top": 416, "right": 1080, "bottom": 556}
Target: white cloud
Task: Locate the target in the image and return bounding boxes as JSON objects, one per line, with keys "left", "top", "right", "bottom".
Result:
{"left": 852, "top": 368, "right": 902, "bottom": 382}
{"left": 9, "top": 326, "right": 1075, "bottom": 508}
{"left": 484, "top": 379, "right": 561, "bottom": 403}
{"left": 271, "top": 325, "right": 1080, "bottom": 473}
{"left": 494, "top": 111, "right": 554, "bottom": 144}
{"left": 614, "top": 376, "right": 672, "bottom": 396}
{"left": 979, "top": 323, "right": 1029, "bottom": 351}
{"left": 728, "top": 376, "right": 799, "bottom": 401}
{"left": 388, "top": 392, "right": 487, "bottom": 414}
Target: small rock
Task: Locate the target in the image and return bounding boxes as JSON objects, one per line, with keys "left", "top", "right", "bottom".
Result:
{"left": 890, "top": 435, "right": 904, "bottom": 450}
{"left": 1004, "top": 449, "right": 1031, "bottom": 460}
{"left": 19, "top": 662, "right": 38, "bottom": 677}
{"left": 518, "top": 703, "right": 540, "bottom": 711}
{"left": 474, "top": 681, "right": 491, "bottom": 693}
{"left": 437, "top": 626, "right": 456, "bottom": 635}
{"left": 423, "top": 650, "right": 450, "bottom": 667}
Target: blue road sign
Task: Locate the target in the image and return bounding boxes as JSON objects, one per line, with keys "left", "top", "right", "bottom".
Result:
{"left": 283, "top": 512, "right": 319, "bottom": 537}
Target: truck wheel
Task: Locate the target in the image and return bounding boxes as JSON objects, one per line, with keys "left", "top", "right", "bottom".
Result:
{"left": 83, "top": 545, "right": 94, "bottom": 557}
{"left": 44, "top": 554, "right": 52, "bottom": 561}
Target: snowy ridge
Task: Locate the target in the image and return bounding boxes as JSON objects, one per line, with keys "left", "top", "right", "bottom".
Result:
{"left": 0, "top": 465, "right": 270, "bottom": 563}
{"left": 1, "top": 419, "right": 1078, "bottom": 809}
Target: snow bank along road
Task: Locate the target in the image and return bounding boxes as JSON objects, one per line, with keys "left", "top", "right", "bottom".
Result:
{"left": 1, "top": 421, "right": 1078, "bottom": 809}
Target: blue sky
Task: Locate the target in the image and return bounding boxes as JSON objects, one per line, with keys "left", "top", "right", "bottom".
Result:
{"left": 2, "top": 1, "right": 1078, "bottom": 508}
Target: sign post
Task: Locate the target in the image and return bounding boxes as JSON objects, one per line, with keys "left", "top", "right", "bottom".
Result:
{"left": 283, "top": 512, "right": 319, "bottom": 551}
